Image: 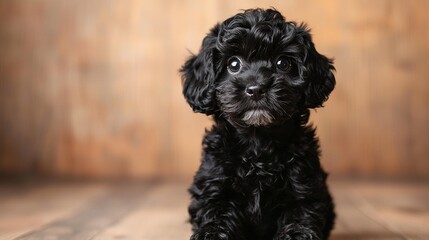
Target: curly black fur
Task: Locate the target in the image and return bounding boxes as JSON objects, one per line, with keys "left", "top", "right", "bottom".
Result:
{"left": 181, "top": 9, "right": 336, "bottom": 240}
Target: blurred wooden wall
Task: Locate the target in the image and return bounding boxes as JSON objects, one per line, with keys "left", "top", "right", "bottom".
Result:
{"left": 0, "top": 0, "right": 428, "bottom": 180}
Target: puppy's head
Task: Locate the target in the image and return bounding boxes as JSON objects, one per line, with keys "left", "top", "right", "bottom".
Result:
{"left": 181, "top": 9, "right": 335, "bottom": 128}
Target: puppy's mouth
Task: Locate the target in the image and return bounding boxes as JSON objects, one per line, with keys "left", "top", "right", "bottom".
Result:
{"left": 241, "top": 109, "right": 273, "bottom": 126}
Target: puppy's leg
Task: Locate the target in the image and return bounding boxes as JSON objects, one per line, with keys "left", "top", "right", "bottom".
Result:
{"left": 189, "top": 181, "right": 246, "bottom": 240}
{"left": 274, "top": 199, "right": 334, "bottom": 240}
{"left": 274, "top": 175, "right": 335, "bottom": 240}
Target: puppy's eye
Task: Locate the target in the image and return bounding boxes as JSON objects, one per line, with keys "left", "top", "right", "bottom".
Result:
{"left": 227, "top": 57, "right": 242, "bottom": 74}
{"left": 276, "top": 56, "right": 292, "bottom": 72}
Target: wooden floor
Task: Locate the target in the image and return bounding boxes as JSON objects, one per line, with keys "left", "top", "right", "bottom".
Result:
{"left": 0, "top": 180, "right": 428, "bottom": 240}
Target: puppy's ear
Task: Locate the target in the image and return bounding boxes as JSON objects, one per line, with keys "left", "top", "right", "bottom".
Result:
{"left": 299, "top": 27, "right": 336, "bottom": 108}
{"left": 181, "top": 25, "right": 220, "bottom": 115}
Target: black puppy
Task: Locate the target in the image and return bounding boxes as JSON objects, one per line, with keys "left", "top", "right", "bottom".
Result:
{"left": 181, "top": 9, "right": 335, "bottom": 240}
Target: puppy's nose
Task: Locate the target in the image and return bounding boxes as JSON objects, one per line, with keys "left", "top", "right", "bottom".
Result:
{"left": 245, "top": 85, "right": 266, "bottom": 101}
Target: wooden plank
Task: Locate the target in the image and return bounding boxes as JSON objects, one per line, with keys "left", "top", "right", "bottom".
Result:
{"left": 330, "top": 182, "right": 405, "bottom": 240}
{"left": 11, "top": 182, "right": 151, "bottom": 240}
{"left": 0, "top": 182, "right": 109, "bottom": 240}
{"left": 347, "top": 182, "right": 429, "bottom": 240}
{"left": 92, "top": 183, "right": 191, "bottom": 240}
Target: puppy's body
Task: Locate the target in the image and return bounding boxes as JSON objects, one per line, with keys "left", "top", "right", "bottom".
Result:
{"left": 182, "top": 9, "right": 336, "bottom": 240}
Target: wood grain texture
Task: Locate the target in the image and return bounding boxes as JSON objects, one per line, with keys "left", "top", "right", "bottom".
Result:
{"left": 0, "top": 0, "right": 428, "bottom": 179}
{"left": 0, "top": 181, "right": 428, "bottom": 240}
{"left": 14, "top": 183, "right": 151, "bottom": 240}
{"left": 0, "top": 182, "right": 110, "bottom": 239}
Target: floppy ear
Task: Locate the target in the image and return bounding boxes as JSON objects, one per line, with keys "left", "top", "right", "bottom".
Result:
{"left": 300, "top": 29, "right": 336, "bottom": 108}
{"left": 180, "top": 25, "right": 220, "bottom": 115}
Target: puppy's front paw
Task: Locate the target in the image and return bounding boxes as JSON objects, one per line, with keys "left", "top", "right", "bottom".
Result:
{"left": 274, "top": 224, "right": 321, "bottom": 240}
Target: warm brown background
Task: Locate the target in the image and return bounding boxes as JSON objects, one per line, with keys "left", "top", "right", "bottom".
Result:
{"left": 0, "top": 0, "right": 428, "bottom": 180}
